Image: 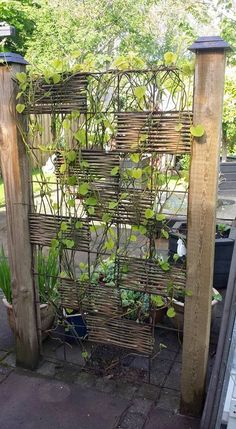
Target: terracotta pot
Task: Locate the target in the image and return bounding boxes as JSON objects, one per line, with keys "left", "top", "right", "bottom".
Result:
{"left": 169, "top": 287, "right": 219, "bottom": 331}
{"left": 2, "top": 298, "right": 55, "bottom": 341}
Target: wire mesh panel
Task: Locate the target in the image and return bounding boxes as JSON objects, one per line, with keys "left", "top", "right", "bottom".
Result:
{"left": 27, "top": 67, "right": 191, "bottom": 368}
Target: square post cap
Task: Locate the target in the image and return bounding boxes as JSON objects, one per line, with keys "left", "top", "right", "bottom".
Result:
{"left": 0, "top": 22, "right": 16, "bottom": 38}
{"left": 189, "top": 36, "right": 232, "bottom": 52}
{"left": 0, "top": 52, "right": 29, "bottom": 65}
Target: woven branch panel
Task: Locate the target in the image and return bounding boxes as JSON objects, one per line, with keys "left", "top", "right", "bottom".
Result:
{"left": 84, "top": 285, "right": 122, "bottom": 317}
{"left": 29, "top": 213, "right": 90, "bottom": 251}
{"left": 88, "top": 187, "right": 154, "bottom": 224}
{"left": 29, "top": 74, "right": 88, "bottom": 114}
{"left": 116, "top": 111, "right": 192, "bottom": 153}
{"left": 118, "top": 256, "right": 186, "bottom": 293}
{"left": 59, "top": 278, "right": 86, "bottom": 310}
{"left": 86, "top": 315, "right": 153, "bottom": 355}
{"left": 54, "top": 150, "right": 120, "bottom": 186}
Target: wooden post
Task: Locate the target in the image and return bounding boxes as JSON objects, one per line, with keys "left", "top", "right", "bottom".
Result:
{"left": 0, "top": 53, "right": 40, "bottom": 369}
{"left": 181, "top": 37, "right": 230, "bottom": 416}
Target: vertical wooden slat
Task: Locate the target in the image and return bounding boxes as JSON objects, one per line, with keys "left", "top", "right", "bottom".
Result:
{"left": 181, "top": 37, "right": 230, "bottom": 416}
{"left": 0, "top": 58, "right": 40, "bottom": 369}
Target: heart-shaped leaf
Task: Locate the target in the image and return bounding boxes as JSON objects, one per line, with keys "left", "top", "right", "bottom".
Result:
{"left": 190, "top": 124, "right": 205, "bottom": 137}
{"left": 167, "top": 307, "right": 176, "bottom": 318}
{"left": 145, "top": 208, "right": 154, "bottom": 219}
{"left": 16, "top": 103, "right": 26, "bottom": 113}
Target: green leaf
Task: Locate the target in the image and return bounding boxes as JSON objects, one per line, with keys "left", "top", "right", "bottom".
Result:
{"left": 175, "top": 123, "right": 183, "bottom": 132}
{"left": 213, "top": 292, "right": 222, "bottom": 302}
{"left": 161, "top": 229, "right": 169, "bottom": 239}
{"left": 79, "top": 182, "right": 89, "bottom": 195}
{"left": 63, "top": 119, "right": 71, "bottom": 130}
{"left": 139, "top": 225, "right": 147, "bottom": 235}
{"left": 103, "top": 239, "right": 115, "bottom": 250}
{"left": 145, "top": 208, "right": 154, "bottom": 219}
{"left": 134, "top": 85, "right": 146, "bottom": 100}
{"left": 51, "top": 238, "right": 59, "bottom": 249}
{"left": 102, "top": 213, "right": 112, "bottom": 223}
{"left": 75, "top": 221, "right": 83, "bottom": 229}
{"left": 173, "top": 253, "right": 180, "bottom": 262}
{"left": 167, "top": 307, "right": 176, "bottom": 318}
{"left": 151, "top": 295, "right": 165, "bottom": 308}
{"left": 85, "top": 197, "right": 97, "bottom": 206}
{"left": 130, "top": 153, "right": 140, "bottom": 163}
{"left": 185, "top": 290, "right": 193, "bottom": 297}
{"left": 164, "top": 52, "right": 177, "bottom": 65}
{"left": 74, "top": 129, "right": 86, "bottom": 145}
{"left": 63, "top": 239, "right": 74, "bottom": 249}
{"left": 79, "top": 262, "right": 87, "bottom": 269}
{"left": 82, "top": 351, "right": 89, "bottom": 360}
{"left": 80, "top": 160, "right": 89, "bottom": 168}
{"left": 111, "top": 166, "right": 119, "bottom": 176}
{"left": 130, "top": 234, "right": 137, "bottom": 242}
{"left": 120, "top": 192, "right": 129, "bottom": 200}
{"left": 89, "top": 225, "right": 98, "bottom": 233}
{"left": 68, "top": 198, "right": 75, "bottom": 207}
{"left": 159, "top": 260, "right": 170, "bottom": 271}
{"left": 16, "top": 91, "right": 23, "bottom": 100}
{"left": 60, "top": 221, "right": 69, "bottom": 232}
{"left": 52, "top": 73, "right": 61, "bottom": 84}
{"left": 66, "top": 150, "right": 77, "bottom": 162}
{"left": 131, "top": 168, "right": 142, "bottom": 179}
{"left": 156, "top": 213, "right": 166, "bottom": 222}
{"left": 60, "top": 163, "right": 67, "bottom": 174}
{"left": 108, "top": 201, "right": 118, "bottom": 209}
{"left": 87, "top": 207, "right": 95, "bottom": 215}
{"left": 190, "top": 124, "right": 205, "bottom": 137}
{"left": 16, "top": 72, "right": 27, "bottom": 83}
{"left": 16, "top": 104, "right": 25, "bottom": 113}
{"left": 67, "top": 175, "right": 77, "bottom": 186}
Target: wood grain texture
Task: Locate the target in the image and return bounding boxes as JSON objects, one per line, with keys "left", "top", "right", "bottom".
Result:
{"left": 0, "top": 64, "right": 40, "bottom": 369}
{"left": 181, "top": 51, "right": 226, "bottom": 416}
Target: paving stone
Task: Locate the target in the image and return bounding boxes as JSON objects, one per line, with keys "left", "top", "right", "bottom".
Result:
{"left": 95, "top": 377, "right": 116, "bottom": 393}
{"left": 175, "top": 350, "right": 182, "bottom": 363}
{"left": 0, "top": 372, "right": 127, "bottom": 429}
{"left": 37, "top": 361, "right": 56, "bottom": 377}
{"left": 129, "top": 355, "right": 149, "bottom": 371}
{"left": 145, "top": 407, "right": 200, "bottom": 429}
{"left": 135, "top": 384, "right": 160, "bottom": 401}
{"left": 164, "top": 362, "right": 181, "bottom": 390}
{"left": 157, "top": 388, "right": 180, "bottom": 412}
{"left": 55, "top": 363, "right": 81, "bottom": 383}
{"left": 151, "top": 358, "right": 173, "bottom": 375}
{"left": 2, "top": 352, "right": 16, "bottom": 367}
{"left": 0, "top": 365, "right": 12, "bottom": 383}
{"left": 55, "top": 344, "right": 88, "bottom": 365}
{"left": 75, "top": 371, "right": 97, "bottom": 388}
{"left": 157, "top": 331, "right": 182, "bottom": 352}
{"left": 128, "top": 397, "right": 154, "bottom": 415}
{"left": 115, "top": 380, "right": 138, "bottom": 399}
{"left": 149, "top": 370, "right": 166, "bottom": 387}
{"left": 154, "top": 349, "right": 177, "bottom": 361}
{"left": 0, "top": 350, "right": 9, "bottom": 361}
{"left": 118, "top": 411, "right": 146, "bottom": 429}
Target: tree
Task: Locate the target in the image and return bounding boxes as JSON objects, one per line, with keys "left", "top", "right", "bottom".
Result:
{"left": 0, "top": 0, "right": 37, "bottom": 55}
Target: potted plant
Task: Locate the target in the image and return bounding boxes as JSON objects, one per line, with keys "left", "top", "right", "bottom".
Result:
{"left": 167, "top": 285, "right": 222, "bottom": 331}
{"left": 0, "top": 246, "right": 59, "bottom": 340}
{"left": 168, "top": 221, "right": 236, "bottom": 288}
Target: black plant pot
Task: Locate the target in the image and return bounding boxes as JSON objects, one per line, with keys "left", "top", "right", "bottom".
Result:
{"left": 169, "top": 221, "right": 236, "bottom": 289}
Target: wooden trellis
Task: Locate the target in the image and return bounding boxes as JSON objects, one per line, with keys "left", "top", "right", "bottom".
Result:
{"left": 0, "top": 36, "right": 230, "bottom": 417}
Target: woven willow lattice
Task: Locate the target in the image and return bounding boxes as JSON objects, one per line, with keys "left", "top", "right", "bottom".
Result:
{"left": 28, "top": 67, "right": 190, "bottom": 355}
